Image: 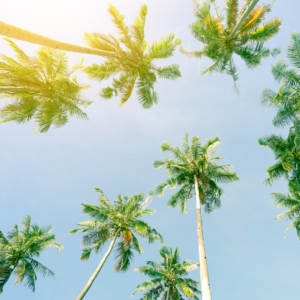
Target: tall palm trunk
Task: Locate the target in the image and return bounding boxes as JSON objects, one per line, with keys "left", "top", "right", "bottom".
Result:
{"left": 76, "top": 228, "right": 121, "bottom": 300}
{"left": 0, "top": 21, "right": 136, "bottom": 65}
{"left": 194, "top": 175, "right": 212, "bottom": 300}
{"left": 166, "top": 286, "right": 170, "bottom": 300}
{"left": 0, "top": 87, "right": 35, "bottom": 93}
{"left": 228, "top": 0, "right": 259, "bottom": 40}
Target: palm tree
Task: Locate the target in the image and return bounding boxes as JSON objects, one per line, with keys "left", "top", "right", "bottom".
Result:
{"left": 83, "top": 4, "right": 181, "bottom": 108}
{"left": 153, "top": 132, "right": 239, "bottom": 300}
{"left": 271, "top": 181, "right": 300, "bottom": 239}
{"left": 0, "top": 215, "right": 62, "bottom": 294}
{"left": 69, "top": 188, "right": 163, "bottom": 300}
{"left": 0, "top": 38, "right": 90, "bottom": 133}
{"left": 132, "top": 245, "right": 201, "bottom": 300}
{"left": 0, "top": 4, "right": 180, "bottom": 106}
{"left": 0, "top": 20, "right": 136, "bottom": 63}
{"left": 258, "top": 120, "right": 300, "bottom": 186}
{"left": 180, "top": 0, "right": 282, "bottom": 90}
{"left": 261, "top": 31, "right": 300, "bottom": 127}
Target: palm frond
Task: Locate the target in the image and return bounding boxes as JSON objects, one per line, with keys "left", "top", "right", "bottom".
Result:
{"left": 130, "top": 3, "right": 147, "bottom": 54}
{"left": 108, "top": 4, "right": 134, "bottom": 52}
{"left": 155, "top": 65, "right": 181, "bottom": 80}
{"left": 80, "top": 248, "right": 93, "bottom": 261}
{"left": 147, "top": 34, "right": 179, "bottom": 60}
{"left": 114, "top": 241, "right": 134, "bottom": 272}
{"left": 136, "top": 74, "right": 158, "bottom": 109}
{"left": 0, "top": 267, "right": 13, "bottom": 293}
{"left": 84, "top": 61, "right": 121, "bottom": 81}
{"left": 226, "top": 0, "right": 239, "bottom": 30}
{"left": 83, "top": 32, "right": 123, "bottom": 54}
{"left": 287, "top": 31, "right": 300, "bottom": 68}
{"left": 249, "top": 18, "right": 282, "bottom": 42}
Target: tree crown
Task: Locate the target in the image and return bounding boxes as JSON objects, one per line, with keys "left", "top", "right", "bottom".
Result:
{"left": 83, "top": 3, "right": 181, "bottom": 108}
{"left": 153, "top": 132, "right": 239, "bottom": 213}
{"left": 0, "top": 39, "right": 90, "bottom": 133}
{"left": 0, "top": 215, "right": 62, "bottom": 293}
{"left": 181, "top": 0, "right": 282, "bottom": 90}
{"left": 132, "top": 245, "right": 201, "bottom": 300}
{"left": 69, "top": 188, "right": 163, "bottom": 272}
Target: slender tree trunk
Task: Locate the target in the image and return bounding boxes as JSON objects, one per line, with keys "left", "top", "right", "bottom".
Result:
{"left": 0, "top": 21, "right": 136, "bottom": 65}
{"left": 194, "top": 175, "right": 212, "bottom": 300}
{"left": 76, "top": 229, "right": 120, "bottom": 300}
{"left": 0, "top": 87, "right": 35, "bottom": 94}
{"left": 166, "top": 286, "right": 170, "bottom": 300}
{"left": 228, "top": 0, "right": 259, "bottom": 40}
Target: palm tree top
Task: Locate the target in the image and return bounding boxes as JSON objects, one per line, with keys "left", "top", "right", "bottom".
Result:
{"left": 153, "top": 132, "right": 239, "bottom": 213}
{"left": 83, "top": 3, "right": 181, "bottom": 108}
{"left": 69, "top": 188, "right": 163, "bottom": 272}
{"left": 132, "top": 245, "right": 201, "bottom": 300}
{"left": 258, "top": 120, "right": 300, "bottom": 186}
{"left": 271, "top": 181, "right": 300, "bottom": 239}
{"left": 0, "top": 215, "right": 62, "bottom": 293}
{"left": 181, "top": 0, "right": 282, "bottom": 91}
{"left": 261, "top": 31, "right": 300, "bottom": 128}
{"left": 0, "top": 38, "right": 90, "bottom": 133}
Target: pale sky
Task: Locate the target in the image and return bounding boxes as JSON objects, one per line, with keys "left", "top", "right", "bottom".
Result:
{"left": 1, "top": 1, "right": 300, "bottom": 300}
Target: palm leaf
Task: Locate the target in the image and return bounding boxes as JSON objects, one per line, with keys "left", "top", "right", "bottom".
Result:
{"left": 108, "top": 4, "right": 134, "bottom": 52}
{"left": 226, "top": 0, "right": 239, "bottom": 29}
{"left": 147, "top": 34, "right": 179, "bottom": 60}
{"left": 0, "top": 267, "right": 13, "bottom": 293}
{"left": 249, "top": 18, "right": 282, "bottom": 42}
{"left": 287, "top": 31, "right": 300, "bottom": 68}
{"left": 114, "top": 241, "right": 134, "bottom": 272}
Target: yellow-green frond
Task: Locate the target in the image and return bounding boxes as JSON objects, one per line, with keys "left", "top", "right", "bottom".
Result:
{"left": 249, "top": 18, "right": 282, "bottom": 42}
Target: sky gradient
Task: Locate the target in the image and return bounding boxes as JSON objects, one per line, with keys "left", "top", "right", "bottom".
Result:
{"left": 0, "top": 0, "right": 300, "bottom": 299}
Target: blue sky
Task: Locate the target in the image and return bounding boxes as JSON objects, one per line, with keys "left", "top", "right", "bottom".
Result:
{"left": 1, "top": 0, "right": 300, "bottom": 299}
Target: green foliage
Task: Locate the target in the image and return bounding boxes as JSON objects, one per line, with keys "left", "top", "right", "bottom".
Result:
{"left": 181, "top": 0, "right": 282, "bottom": 90}
{"left": 0, "top": 39, "right": 90, "bottom": 133}
{"left": 261, "top": 31, "right": 300, "bottom": 128}
{"left": 259, "top": 33, "right": 300, "bottom": 241}
{"left": 69, "top": 188, "right": 162, "bottom": 272}
{"left": 258, "top": 120, "right": 300, "bottom": 186}
{"left": 0, "top": 215, "right": 62, "bottom": 294}
{"left": 153, "top": 132, "right": 239, "bottom": 213}
{"left": 132, "top": 245, "right": 201, "bottom": 300}
{"left": 271, "top": 181, "right": 300, "bottom": 239}
{"left": 83, "top": 4, "right": 181, "bottom": 108}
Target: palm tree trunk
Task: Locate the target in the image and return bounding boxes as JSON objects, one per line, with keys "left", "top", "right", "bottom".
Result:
{"left": 76, "top": 228, "right": 121, "bottom": 300}
{"left": 0, "top": 87, "right": 35, "bottom": 93}
{"left": 194, "top": 175, "right": 212, "bottom": 300}
{"left": 0, "top": 21, "right": 136, "bottom": 65}
{"left": 228, "top": 0, "right": 259, "bottom": 40}
{"left": 166, "top": 286, "right": 170, "bottom": 300}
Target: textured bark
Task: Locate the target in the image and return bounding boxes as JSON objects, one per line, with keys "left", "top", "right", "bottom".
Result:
{"left": 76, "top": 229, "right": 120, "bottom": 300}
{"left": 0, "top": 20, "right": 134, "bottom": 63}
{"left": 194, "top": 175, "right": 212, "bottom": 300}
{"left": 166, "top": 286, "right": 170, "bottom": 300}
{"left": 228, "top": 0, "right": 260, "bottom": 40}
{"left": 0, "top": 87, "right": 34, "bottom": 94}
